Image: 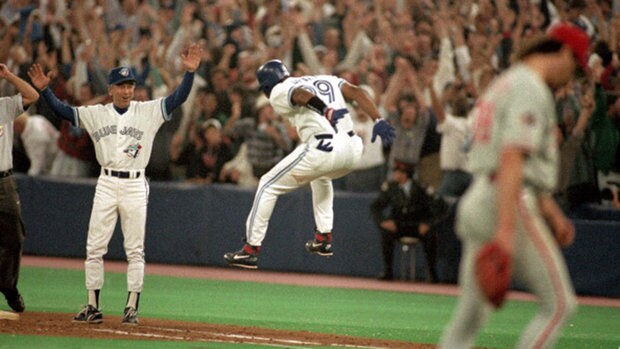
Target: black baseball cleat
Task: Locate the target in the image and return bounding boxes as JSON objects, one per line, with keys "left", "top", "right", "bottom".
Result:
{"left": 224, "top": 244, "right": 260, "bottom": 269}
{"left": 73, "top": 305, "right": 103, "bottom": 324}
{"left": 122, "top": 306, "right": 139, "bottom": 325}
{"left": 305, "top": 232, "right": 333, "bottom": 256}
{"left": 2, "top": 289, "right": 25, "bottom": 313}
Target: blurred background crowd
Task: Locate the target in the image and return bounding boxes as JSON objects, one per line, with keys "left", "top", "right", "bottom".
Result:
{"left": 4, "top": 0, "right": 620, "bottom": 212}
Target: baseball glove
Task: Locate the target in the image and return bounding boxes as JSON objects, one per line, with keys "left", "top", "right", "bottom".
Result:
{"left": 475, "top": 241, "right": 512, "bottom": 308}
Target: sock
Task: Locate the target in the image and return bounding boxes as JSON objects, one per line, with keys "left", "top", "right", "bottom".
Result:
{"left": 88, "top": 290, "right": 100, "bottom": 309}
{"left": 243, "top": 244, "right": 260, "bottom": 254}
{"left": 126, "top": 291, "right": 141, "bottom": 310}
{"left": 316, "top": 232, "right": 332, "bottom": 242}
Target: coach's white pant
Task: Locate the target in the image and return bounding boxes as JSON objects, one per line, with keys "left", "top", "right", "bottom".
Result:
{"left": 246, "top": 132, "right": 363, "bottom": 246}
{"left": 85, "top": 174, "right": 149, "bottom": 293}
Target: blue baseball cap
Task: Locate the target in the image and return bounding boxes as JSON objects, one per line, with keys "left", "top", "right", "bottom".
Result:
{"left": 108, "top": 67, "right": 136, "bottom": 85}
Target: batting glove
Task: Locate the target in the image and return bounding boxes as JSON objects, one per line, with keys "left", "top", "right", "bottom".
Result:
{"left": 324, "top": 108, "right": 348, "bottom": 130}
{"left": 371, "top": 119, "right": 395, "bottom": 145}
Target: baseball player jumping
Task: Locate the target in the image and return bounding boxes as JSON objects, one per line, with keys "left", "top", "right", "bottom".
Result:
{"left": 224, "top": 60, "right": 394, "bottom": 269}
{"left": 27, "top": 44, "right": 202, "bottom": 325}
{"left": 439, "top": 24, "right": 588, "bottom": 348}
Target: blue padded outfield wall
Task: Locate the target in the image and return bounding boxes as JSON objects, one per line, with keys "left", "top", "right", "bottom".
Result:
{"left": 15, "top": 174, "right": 620, "bottom": 298}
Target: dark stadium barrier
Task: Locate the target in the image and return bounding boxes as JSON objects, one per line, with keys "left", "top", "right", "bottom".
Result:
{"left": 15, "top": 174, "right": 620, "bottom": 297}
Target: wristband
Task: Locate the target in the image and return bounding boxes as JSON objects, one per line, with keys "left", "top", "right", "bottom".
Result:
{"left": 306, "top": 96, "right": 328, "bottom": 115}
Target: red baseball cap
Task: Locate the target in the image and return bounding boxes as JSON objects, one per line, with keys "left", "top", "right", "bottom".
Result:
{"left": 547, "top": 23, "right": 590, "bottom": 69}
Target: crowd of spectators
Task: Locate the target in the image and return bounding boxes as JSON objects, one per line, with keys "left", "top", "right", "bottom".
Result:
{"left": 4, "top": 0, "right": 620, "bottom": 211}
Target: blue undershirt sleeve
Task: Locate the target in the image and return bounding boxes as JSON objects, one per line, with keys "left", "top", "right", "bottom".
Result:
{"left": 164, "top": 71, "right": 195, "bottom": 116}
{"left": 40, "top": 87, "right": 77, "bottom": 125}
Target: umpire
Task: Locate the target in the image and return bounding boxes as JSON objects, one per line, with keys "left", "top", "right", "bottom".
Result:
{"left": 0, "top": 63, "right": 40, "bottom": 313}
{"left": 371, "top": 160, "right": 445, "bottom": 282}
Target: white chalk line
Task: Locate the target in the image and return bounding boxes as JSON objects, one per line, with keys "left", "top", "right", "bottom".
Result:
{"left": 92, "top": 328, "right": 185, "bottom": 340}
{"left": 92, "top": 326, "right": 394, "bottom": 348}
{"left": 92, "top": 328, "right": 313, "bottom": 348}
{"left": 93, "top": 329, "right": 300, "bottom": 349}
{"left": 143, "top": 325, "right": 391, "bottom": 348}
{"left": 141, "top": 325, "right": 320, "bottom": 345}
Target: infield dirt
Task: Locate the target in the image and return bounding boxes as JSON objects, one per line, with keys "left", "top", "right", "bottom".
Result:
{"left": 1, "top": 311, "right": 435, "bottom": 348}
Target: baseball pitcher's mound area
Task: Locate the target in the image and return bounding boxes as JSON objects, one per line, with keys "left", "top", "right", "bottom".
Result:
{"left": 0, "top": 312, "right": 434, "bottom": 348}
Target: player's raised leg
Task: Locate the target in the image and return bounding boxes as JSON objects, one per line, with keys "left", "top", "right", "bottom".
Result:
{"left": 224, "top": 146, "right": 309, "bottom": 268}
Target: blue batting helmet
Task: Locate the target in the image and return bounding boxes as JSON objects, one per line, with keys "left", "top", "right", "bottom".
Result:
{"left": 256, "top": 60, "right": 290, "bottom": 97}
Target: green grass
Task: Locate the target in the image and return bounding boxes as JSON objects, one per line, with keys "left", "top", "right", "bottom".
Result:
{"left": 2, "top": 266, "right": 619, "bottom": 348}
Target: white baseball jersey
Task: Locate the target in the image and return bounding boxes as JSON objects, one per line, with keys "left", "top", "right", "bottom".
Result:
{"left": 269, "top": 75, "right": 355, "bottom": 142}
{"left": 73, "top": 99, "right": 168, "bottom": 169}
{"left": 436, "top": 114, "right": 469, "bottom": 171}
{"left": 351, "top": 113, "right": 385, "bottom": 170}
{"left": 20, "top": 115, "right": 60, "bottom": 176}
{"left": 243, "top": 75, "right": 363, "bottom": 246}
{"left": 468, "top": 64, "right": 559, "bottom": 191}
{"left": 0, "top": 95, "right": 24, "bottom": 171}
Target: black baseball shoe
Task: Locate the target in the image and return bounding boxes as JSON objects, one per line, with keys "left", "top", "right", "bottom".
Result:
{"left": 122, "top": 306, "right": 139, "bottom": 325}
{"left": 305, "top": 232, "right": 333, "bottom": 256}
{"left": 224, "top": 244, "right": 260, "bottom": 269}
{"left": 72, "top": 305, "right": 103, "bottom": 324}
{"left": 2, "top": 289, "right": 25, "bottom": 313}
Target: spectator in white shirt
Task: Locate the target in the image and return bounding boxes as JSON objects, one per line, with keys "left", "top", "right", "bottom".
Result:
{"left": 344, "top": 85, "right": 386, "bottom": 192}
{"left": 430, "top": 81, "right": 472, "bottom": 200}
{"left": 13, "top": 113, "right": 59, "bottom": 176}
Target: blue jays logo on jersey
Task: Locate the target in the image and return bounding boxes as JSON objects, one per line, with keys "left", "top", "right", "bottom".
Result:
{"left": 124, "top": 143, "right": 142, "bottom": 158}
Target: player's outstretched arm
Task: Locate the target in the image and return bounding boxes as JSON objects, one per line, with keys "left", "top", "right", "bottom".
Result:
{"left": 27, "top": 64, "right": 76, "bottom": 123}
{"left": 341, "top": 82, "right": 381, "bottom": 120}
{"left": 341, "top": 82, "right": 395, "bottom": 145}
{"left": 0, "top": 63, "right": 39, "bottom": 106}
{"left": 163, "top": 43, "right": 203, "bottom": 115}
{"left": 475, "top": 147, "right": 523, "bottom": 309}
